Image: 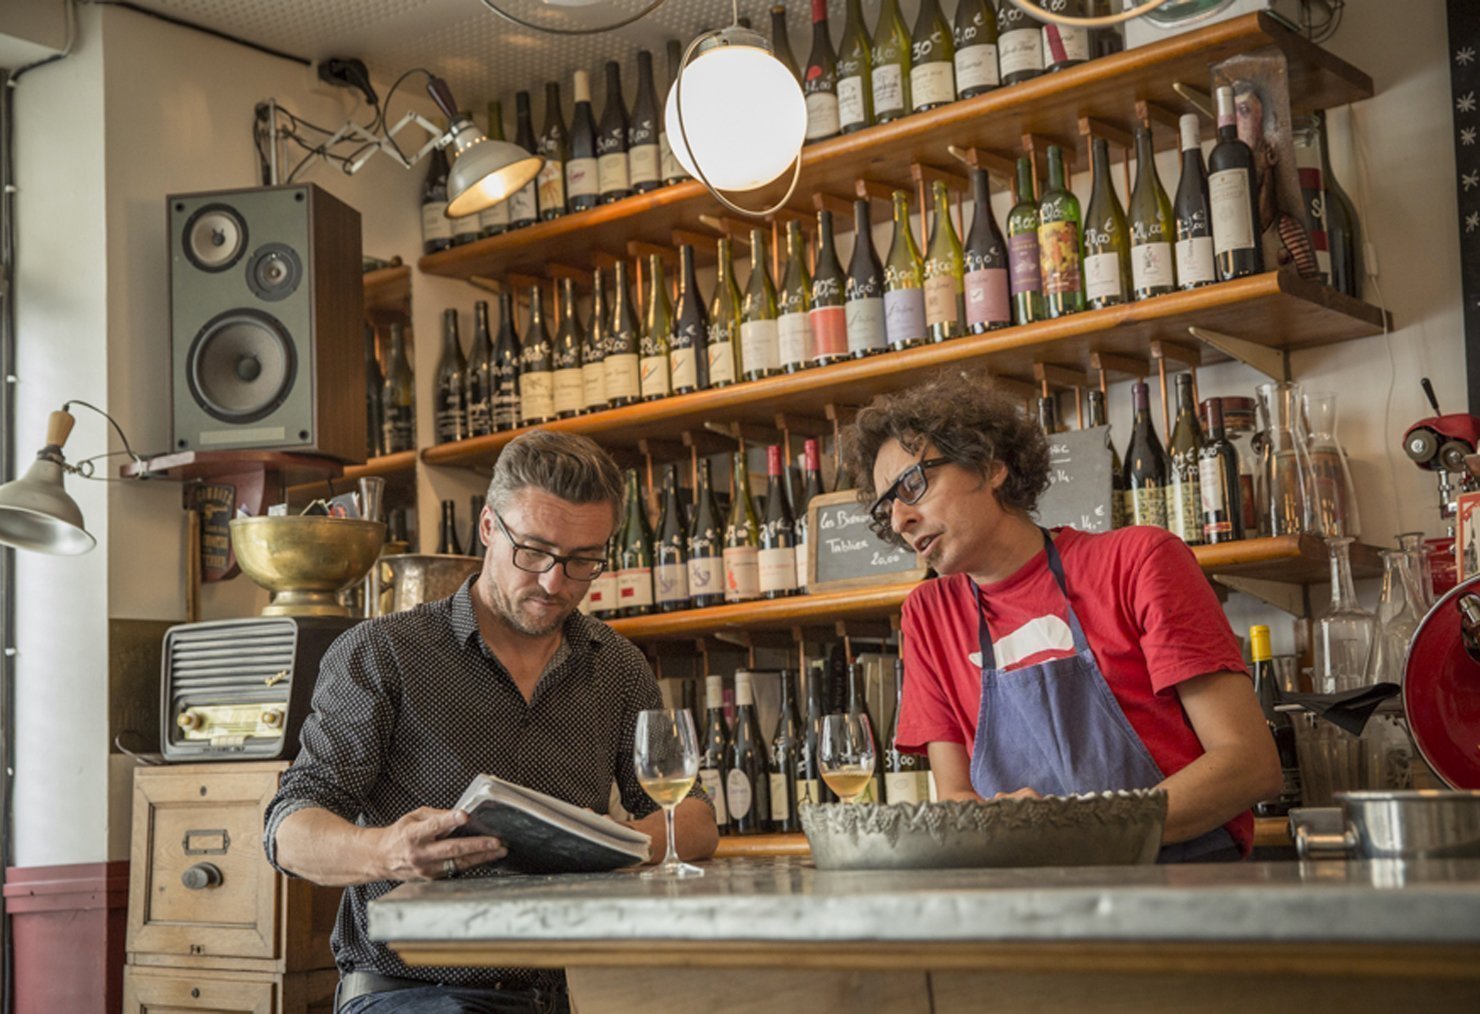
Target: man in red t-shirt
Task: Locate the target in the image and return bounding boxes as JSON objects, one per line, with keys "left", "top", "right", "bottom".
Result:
{"left": 841, "top": 374, "right": 1280, "bottom": 860}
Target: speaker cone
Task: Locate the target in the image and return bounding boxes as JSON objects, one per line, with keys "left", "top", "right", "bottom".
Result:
{"left": 246, "top": 243, "right": 303, "bottom": 301}
{"left": 182, "top": 204, "right": 249, "bottom": 272}
{"left": 187, "top": 310, "right": 297, "bottom": 424}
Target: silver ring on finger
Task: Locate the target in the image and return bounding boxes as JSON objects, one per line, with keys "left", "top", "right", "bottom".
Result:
{"left": 443, "top": 858, "right": 457, "bottom": 879}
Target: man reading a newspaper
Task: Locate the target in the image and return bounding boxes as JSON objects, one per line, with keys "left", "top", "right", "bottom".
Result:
{"left": 265, "top": 430, "right": 718, "bottom": 1013}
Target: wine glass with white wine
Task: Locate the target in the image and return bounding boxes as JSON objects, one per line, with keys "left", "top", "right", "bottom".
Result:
{"left": 633, "top": 708, "right": 704, "bottom": 879}
{"left": 819, "top": 712, "right": 877, "bottom": 804}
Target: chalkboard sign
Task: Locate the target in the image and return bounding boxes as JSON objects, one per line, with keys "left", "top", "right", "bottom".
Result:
{"left": 807, "top": 490, "right": 930, "bottom": 593}
{"left": 1033, "top": 425, "right": 1117, "bottom": 534}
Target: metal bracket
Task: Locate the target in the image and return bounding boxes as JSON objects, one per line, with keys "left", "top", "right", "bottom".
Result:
{"left": 1187, "top": 326, "right": 1290, "bottom": 382}
{"left": 1214, "top": 576, "right": 1307, "bottom": 617}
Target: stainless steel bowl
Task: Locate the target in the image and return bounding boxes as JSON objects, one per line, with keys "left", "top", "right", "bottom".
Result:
{"left": 1296, "top": 789, "right": 1480, "bottom": 860}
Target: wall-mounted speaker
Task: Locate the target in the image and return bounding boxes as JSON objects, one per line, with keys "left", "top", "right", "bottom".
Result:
{"left": 168, "top": 183, "right": 366, "bottom": 462}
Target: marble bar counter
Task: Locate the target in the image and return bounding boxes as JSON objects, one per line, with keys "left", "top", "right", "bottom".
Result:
{"left": 371, "top": 857, "right": 1480, "bottom": 1013}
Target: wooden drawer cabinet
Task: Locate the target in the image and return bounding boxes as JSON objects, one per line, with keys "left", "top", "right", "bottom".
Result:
{"left": 127, "top": 761, "right": 340, "bottom": 973}
{"left": 123, "top": 965, "right": 337, "bottom": 1014}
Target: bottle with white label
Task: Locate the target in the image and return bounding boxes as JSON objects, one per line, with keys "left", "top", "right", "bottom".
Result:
{"left": 565, "top": 72, "right": 598, "bottom": 213}
{"left": 597, "top": 61, "right": 630, "bottom": 204}
{"left": 1082, "top": 137, "right": 1131, "bottom": 310}
{"left": 1208, "top": 85, "right": 1264, "bottom": 281}
{"left": 478, "top": 101, "right": 510, "bottom": 238}
{"left": 640, "top": 254, "right": 673, "bottom": 400}
{"left": 742, "top": 228, "right": 781, "bottom": 380}
{"left": 1173, "top": 112, "right": 1216, "bottom": 290}
{"left": 687, "top": 457, "right": 726, "bottom": 608}
{"left": 923, "top": 180, "right": 965, "bottom": 341}
{"left": 845, "top": 199, "right": 888, "bottom": 356}
{"left": 909, "top": 0, "right": 955, "bottom": 113}
{"left": 538, "top": 81, "right": 569, "bottom": 219}
{"left": 759, "top": 445, "right": 799, "bottom": 598}
{"left": 708, "top": 238, "right": 741, "bottom": 387}
{"left": 586, "top": 544, "right": 617, "bottom": 619}
{"left": 953, "top": 0, "right": 999, "bottom": 99}
{"left": 996, "top": 1, "right": 1044, "bottom": 86}
{"left": 727, "top": 671, "right": 771, "bottom": 834}
{"left": 871, "top": 0, "right": 912, "bottom": 123}
{"left": 658, "top": 40, "right": 691, "bottom": 186}
{"left": 810, "top": 210, "right": 849, "bottom": 365}
{"left": 883, "top": 190, "right": 927, "bottom": 350}
{"left": 419, "top": 145, "right": 451, "bottom": 255}
{"left": 654, "top": 463, "right": 690, "bottom": 612}
{"left": 723, "top": 451, "right": 762, "bottom": 603}
{"left": 777, "top": 221, "right": 813, "bottom": 373}
{"left": 803, "top": 0, "right": 841, "bottom": 142}
{"left": 699, "top": 674, "right": 731, "bottom": 831}
{"left": 1040, "top": 0, "right": 1090, "bottom": 73}
{"left": 581, "top": 270, "right": 607, "bottom": 413}
{"left": 883, "top": 657, "right": 931, "bottom": 803}
{"left": 795, "top": 438, "right": 825, "bottom": 593}
{"left": 836, "top": 0, "right": 873, "bottom": 133}
{"left": 552, "top": 278, "right": 585, "bottom": 419}
{"left": 509, "top": 91, "right": 539, "bottom": 229}
{"left": 962, "top": 168, "right": 1011, "bottom": 332}
{"left": 605, "top": 261, "right": 642, "bottom": 407}
{"left": 518, "top": 286, "right": 556, "bottom": 425}
{"left": 628, "top": 50, "right": 661, "bottom": 193}
{"left": 616, "top": 468, "right": 654, "bottom": 617}
{"left": 769, "top": 669, "right": 803, "bottom": 832}
{"left": 1129, "top": 125, "right": 1176, "bottom": 299}
{"left": 669, "top": 243, "right": 708, "bottom": 394}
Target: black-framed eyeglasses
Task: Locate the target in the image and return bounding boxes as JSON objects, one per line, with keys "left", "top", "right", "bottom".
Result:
{"left": 868, "top": 457, "right": 951, "bottom": 527}
{"left": 492, "top": 511, "right": 607, "bottom": 581}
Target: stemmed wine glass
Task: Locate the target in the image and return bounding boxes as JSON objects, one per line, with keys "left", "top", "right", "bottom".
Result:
{"left": 633, "top": 709, "right": 704, "bottom": 879}
{"left": 819, "top": 712, "right": 877, "bottom": 804}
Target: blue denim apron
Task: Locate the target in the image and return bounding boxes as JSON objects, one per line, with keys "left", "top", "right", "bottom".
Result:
{"left": 967, "top": 529, "right": 1237, "bottom": 863}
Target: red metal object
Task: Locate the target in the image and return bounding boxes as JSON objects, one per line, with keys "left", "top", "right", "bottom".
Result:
{"left": 1401, "top": 412, "right": 1480, "bottom": 471}
{"left": 2, "top": 861, "right": 128, "bottom": 1014}
{"left": 1405, "top": 576, "right": 1480, "bottom": 789}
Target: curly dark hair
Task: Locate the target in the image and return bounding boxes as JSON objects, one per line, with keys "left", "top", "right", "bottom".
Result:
{"left": 840, "top": 371, "right": 1052, "bottom": 545}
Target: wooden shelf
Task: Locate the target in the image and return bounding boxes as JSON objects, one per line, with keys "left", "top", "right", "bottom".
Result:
{"left": 122, "top": 449, "right": 342, "bottom": 488}
{"left": 607, "top": 536, "right": 1382, "bottom": 642}
{"left": 422, "top": 270, "right": 1389, "bottom": 470}
{"left": 417, "top": 13, "right": 1372, "bottom": 283}
{"left": 363, "top": 264, "right": 410, "bottom": 323}
{"left": 285, "top": 449, "right": 418, "bottom": 501}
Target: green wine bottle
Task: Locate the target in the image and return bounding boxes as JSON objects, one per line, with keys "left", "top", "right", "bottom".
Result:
{"left": 803, "top": 0, "right": 841, "bottom": 143}
{"left": 708, "top": 238, "right": 742, "bottom": 388}
{"left": 741, "top": 228, "right": 781, "bottom": 381}
{"left": 1007, "top": 157, "right": 1045, "bottom": 325}
{"left": 836, "top": 0, "right": 873, "bottom": 133}
{"left": 616, "top": 468, "right": 655, "bottom": 616}
{"left": 640, "top": 254, "right": 672, "bottom": 400}
{"left": 654, "top": 463, "right": 690, "bottom": 611}
{"left": 1036, "top": 145, "right": 1085, "bottom": 318}
{"left": 883, "top": 190, "right": 926, "bottom": 350}
{"left": 687, "top": 456, "right": 726, "bottom": 608}
{"left": 952, "top": 0, "right": 999, "bottom": 99}
{"left": 1129, "top": 124, "right": 1177, "bottom": 300}
{"left": 605, "top": 260, "right": 642, "bottom": 407}
{"left": 723, "top": 450, "right": 762, "bottom": 603}
{"left": 1082, "top": 137, "right": 1130, "bottom": 310}
{"left": 777, "top": 221, "right": 812, "bottom": 373}
{"left": 909, "top": 0, "right": 955, "bottom": 113}
{"left": 870, "top": 0, "right": 912, "bottom": 123}
{"left": 923, "top": 180, "right": 964, "bottom": 342}
{"left": 1166, "top": 372, "right": 1204, "bottom": 545}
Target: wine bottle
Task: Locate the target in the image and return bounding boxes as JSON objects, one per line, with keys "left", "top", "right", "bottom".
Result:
{"left": 464, "top": 300, "right": 494, "bottom": 438}
{"left": 655, "top": 462, "right": 690, "bottom": 612}
{"left": 1250, "top": 624, "right": 1302, "bottom": 816}
{"left": 450, "top": 113, "right": 483, "bottom": 246}
{"left": 364, "top": 326, "right": 385, "bottom": 458}
{"left": 434, "top": 308, "right": 468, "bottom": 444}
{"left": 845, "top": 198, "right": 888, "bottom": 356}
{"left": 1166, "top": 372, "right": 1204, "bottom": 546}
{"left": 420, "top": 144, "right": 451, "bottom": 256}
{"left": 669, "top": 243, "right": 709, "bottom": 395}
{"left": 1173, "top": 113, "right": 1216, "bottom": 290}
{"left": 909, "top": 0, "right": 955, "bottom": 114}
{"left": 997, "top": 0, "right": 1044, "bottom": 86}
{"left": 727, "top": 671, "right": 772, "bottom": 834}
{"left": 617, "top": 469, "right": 655, "bottom": 617}
{"left": 1037, "top": 145, "right": 1084, "bottom": 318}
{"left": 810, "top": 210, "right": 849, "bottom": 365}
{"left": 963, "top": 168, "right": 1011, "bottom": 332}
{"left": 741, "top": 227, "right": 782, "bottom": 380}
{"left": 640, "top": 254, "right": 673, "bottom": 401}
{"left": 491, "top": 292, "right": 522, "bottom": 432}
{"left": 699, "top": 674, "right": 732, "bottom": 831}
{"left": 1198, "top": 397, "right": 1244, "bottom": 543}
{"left": 771, "top": 4, "right": 801, "bottom": 84}
{"left": 1123, "top": 380, "right": 1169, "bottom": 529}
{"left": 883, "top": 657, "right": 930, "bottom": 804}
{"left": 799, "top": 661, "right": 831, "bottom": 805}
{"left": 953, "top": 0, "right": 999, "bottom": 99}
{"left": 566, "top": 73, "right": 598, "bottom": 213}
{"left": 582, "top": 270, "right": 608, "bottom": 413}
{"left": 883, "top": 190, "right": 927, "bottom": 351}
{"left": 870, "top": 0, "right": 912, "bottom": 123}
{"left": 596, "top": 61, "right": 631, "bottom": 205}
{"left": 1129, "top": 125, "right": 1176, "bottom": 300}
{"left": 606, "top": 261, "right": 642, "bottom": 407}
{"left": 846, "top": 662, "right": 884, "bottom": 803}
{"left": 1037, "top": 394, "right": 1060, "bottom": 435}
{"left": 1083, "top": 137, "right": 1131, "bottom": 310}
{"left": 1319, "top": 112, "right": 1363, "bottom": 299}
{"left": 659, "top": 40, "right": 692, "bottom": 186}
{"left": 759, "top": 445, "right": 800, "bottom": 598}
{"left": 1208, "top": 85, "right": 1263, "bottom": 281}
{"left": 723, "top": 451, "right": 762, "bottom": 603}
{"left": 588, "top": 540, "right": 617, "bottom": 618}
{"left": 836, "top": 0, "right": 873, "bottom": 134}
{"left": 628, "top": 50, "right": 662, "bottom": 194}
{"left": 795, "top": 438, "right": 824, "bottom": 593}
{"left": 803, "top": 0, "right": 841, "bottom": 143}
{"left": 538, "top": 80, "right": 570, "bottom": 220}
{"left": 923, "top": 180, "right": 965, "bottom": 342}
{"left": 769, "top": 669, "right": 803, "bottom": 832}
{"left": 478, "top": 102, "right": 511, "bottom": 238}
{"left": 1087, "top": 387, "right": 1126, "bottom": 529}
{"left": 519, "top": 286, "right": 556, "bottom": 425}
{"left": 687, "top": 456, "right": 726, "bottom": 608}
{"left": 1040, "top": 0, "right": 1090, "bottom": 73}
{"left": 708, "top": 238, "right": 741, "bottom": 388}
{"left": 553, "top": 278, "right": 585, "bottom": 420}
{"left": 1007, "top": 157, "right": 1045, "bottom": 325}
{"left": 466, "top": 494, "right": 484, "bottom": 558}
{"left": 436, "top": 499, "right": 463, "bottom": 555}
{"left": 509, "top": 91, "right": 539, "bottom": 229}
{"left": 777, "top": 221, "right": 813, "bottom": 373}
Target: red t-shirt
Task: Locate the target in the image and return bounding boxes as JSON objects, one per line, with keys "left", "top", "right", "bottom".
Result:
{"left": 897, "top": 525, "right": 1253, "bottom": 854}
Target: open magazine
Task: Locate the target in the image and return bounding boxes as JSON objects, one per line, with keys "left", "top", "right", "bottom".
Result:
{"left": 450, "top": 774, "right": 652, "bottom": 874}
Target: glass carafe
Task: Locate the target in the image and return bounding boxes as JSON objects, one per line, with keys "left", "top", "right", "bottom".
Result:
{"left": 1364, "top": 550, "right": 1423, "bottom": 685}
{"left": 1256, "top": 381, "right": 1315, "bottom": 536}
{"left": 1304, "top": 390, "right": 1360, "bottom": 538}
{"left": 1396, "top": 531, "right": 1436, "bottom": 611}
{"left": 1315, "top": 536, "right": 1377, "bottom": 693}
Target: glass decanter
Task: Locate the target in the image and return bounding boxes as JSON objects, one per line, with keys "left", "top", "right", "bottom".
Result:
{"left": 1363, "top": 550, "right": 1423, "bottom": 685}
{"left": 1315, "top": 536, "right": 1377, "bottom": 693}
{"left": 1395, "top": 531, "right": 1436, "bottom": 611}
{"left": 1256, "top": 381, "right": 1316, "bottom": 536}
{"left": 1303, "top": 390, "right": 1361, "bottom": 538}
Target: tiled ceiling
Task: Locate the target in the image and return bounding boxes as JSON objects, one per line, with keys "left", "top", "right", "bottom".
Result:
{"left": 125, "top": 0, "right": 891, "bottom": 112}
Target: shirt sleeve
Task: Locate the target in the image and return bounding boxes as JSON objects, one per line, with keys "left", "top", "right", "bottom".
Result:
{"left": 895, "top": 586, "right": 969, "bottom": 754}
{"left": 1132, "top": 534, "right": 1249, "bottom": 695}
{"left": 262, "top": 625, "right": 399, "bottom": 875}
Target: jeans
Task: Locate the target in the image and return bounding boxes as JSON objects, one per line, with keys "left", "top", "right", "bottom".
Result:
{"left": 340, "top": 985, "right": 569, "bottom": 1014}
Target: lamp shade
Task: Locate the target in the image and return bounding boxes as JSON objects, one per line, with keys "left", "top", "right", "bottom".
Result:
{"left": 446, "top": 136, "right": 544, "bottom": 218}
{"left": 663, "top": 33, "right": 807, "bottom": 192}
{"left": 0, "top": 456, "right": 96, "bottom": 555}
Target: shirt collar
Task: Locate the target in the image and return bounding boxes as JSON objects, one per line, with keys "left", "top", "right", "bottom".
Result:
{"left": 449, "top": 575, "right": 604, "bottom": 657}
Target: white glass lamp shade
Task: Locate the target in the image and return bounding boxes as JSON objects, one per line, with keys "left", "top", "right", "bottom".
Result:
{"left": 663, "top": 41, "right": 806, "bottom": 192}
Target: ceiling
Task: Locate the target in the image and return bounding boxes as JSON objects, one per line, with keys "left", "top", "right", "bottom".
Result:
{"left": 123, "top": 0, "right": 867, "bottom": 114}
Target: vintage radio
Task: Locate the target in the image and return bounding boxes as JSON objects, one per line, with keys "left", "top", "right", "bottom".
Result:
{"left": 160, "top": 616, "right": 358, "bottom": 762}
{"left": 1121, "top": 0, "right": 1309, "bottom": 49}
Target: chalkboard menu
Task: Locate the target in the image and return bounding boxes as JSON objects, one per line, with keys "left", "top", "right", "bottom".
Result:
{"left": 1033, "top": 425, "right": 1117, "bottom": 534}
{"left": 807, "top": 490, "right": 930, "bottom": 593}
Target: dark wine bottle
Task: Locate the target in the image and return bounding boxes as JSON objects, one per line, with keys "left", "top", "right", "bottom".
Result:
{"left": 606, "top": 261, "right": 642, "bottom": 407}
{"left": 436, "top": 499, "right": 463, "bottom": 555}
{"left": 519, "top": 286, "right": 556, "bottom": 425}
{"left": 1123, "top": 380, "right": 1169, "bottom": 529}
{"left": 708, "top": 238, "right": 741, "bottom": 388}
{"left": 364, "top": 326, "right": 385, "bottom": 458}
{"left": 1037, "top": 394, "right": 1061, "bottom": 435}
{"left": 795, "top": 438, "right": 824, "bottom": 593}
{"left": 670, "top": 243, "right": 709, "bottom": 394}
{"left": 1173, "top": 112, "right": 1216, "bottom": 290}
{"left": 909, "top": 0, "right": 955, "bottom": 114}
{"left": 726, "top": 671, "right": 772, "bottom": 834}
{"left": 582, "top": 271, "right": 607, "bottom": 413}
{"left": 449, "top": 112, "right": 483, "bottom": 246}
{"left": 1250, "top": 624, "right": 1302, "bottom": 816}
{"left": 659, "top": 40, "right": 692, "bottom": 186}
{"left": 963, "top": 168, "right": 1010, "bottom": 332}
{"left": 616, "top": 468, "right": 655, "bottom": 617}
{"left": 537, "top": 80, "right": 569, "bottom": 220}
{"left": 777, "top": 221, "right": 812, "bottom": 373}
{"left": 836, "top": 0, "right": 873, "bottom": 133}
{"left": 923, "top": 180, "right": 965, "bottom": 342}
{"left": 479, "top": 102, "right": 511, "bottom": 238}
{"left": 420, "top": 143, "right": 451, "bottom": 256}
{"left": 871, "top": 0, "right": 912, "bottom": 123}
{"left": 800, "top": 661, "right": 832, "bottom": 804}
{"left": 566, "top": 72, "right": 598, "bottom": 213}
{"left": 997, "top": 0, "right": 1044, "bottom": 86}
{"left": 597, "top": 60, "right": 631, "bottom": 204}
{"left": 553, "top": 278, "right": 585, "bottom": 420}
{"left": 724, "top": 451, "right": 762, "bottom": 604}
{"left": 883, "top": 190, "right": 927, "bottom": 351}
{"left": 464, "top": 301, "right": 494, "bottom": 438}
{"left": 1007, "top": 157, "right": 1045, "bottom": 325}
{"left": 1040, "top": 0, "right": 1089, "bottom": 73}
{"left": 491, "top": 292, "right": 522, "bottom": 432}
{"left": 883, "top": 657, "right": 930, "bottom": 804}
{"left": 741, "top": 227, "right": 781, "bottom": 380}
{"left": 699, "top": 674, "right": 732, "bottom": 832}
{"left": 1208, "top": 85, "right": 1264, "bottom": 281}
{"left": 628, "top": 50, "right": 662, "bottom": 193}
{"left": 655, "top": 462, "right": 690, "bottom": 612}
{"left": 953, "top": 0, "right": 999, "bottom": 99}
{"left": 1129, "top": 125, "right": 1176, "bottom": 300}
{"left": 846, "top": 662, "right": 884, "bottom": 804}
{"left": 465, "top": 495, "right": 484, "bottom": 558}
{"left": 1037, "top": 145, "right": 1084, "bottom": 318}
{"left": 769, "top": 669, "right": 803, "bottom": 832}
{"left": 759, "top": 445, "right": 800, "bottom": 598}
{"left": 587, "top": 538, "right": 617, "bottom": 618}
{"left": 687, "top": 456, "right": 726, "bottom": 608}
{"left": 810, "top": 210, "right": 849, "bottom": 366}
{"left": 382, "top": 323, "right": 415, "bottom": 454}
{"left": 1083, "top": 137, "right": 1130, "bottom": 310}
{"left": 434, "top": 308, "right": 468, "bottom": 444}
{"left": 641, "top": 254, "right": 673, "bottom": 400}
{"left": 1087, "top": 387, "right": 1126, "bottom": 529}
{"left": 1166, "top": 372, "right": 1204, "bottom": 546}
{"left": 803, "top": 0, "right": 841, "bottom": 143}
{"left": 1319, "top": 112, "right": 1363, "bottom": 299}
{"left": 771, "top": 4, "right": 801, "bottom": 84}
{"left": 1198, "top": 397, "right": 1244, "bottom": 543}
{"left": 509, "top": 91, "right": 539, "bottom": 229}
{"left": 845, "top": 199, "right": 888, "bottom": 356}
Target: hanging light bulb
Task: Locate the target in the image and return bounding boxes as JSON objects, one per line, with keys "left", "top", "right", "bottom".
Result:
{"left": 664, "top": 25, "right": 806, "bottom": 213}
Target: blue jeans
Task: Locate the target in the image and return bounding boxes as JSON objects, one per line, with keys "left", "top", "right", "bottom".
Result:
{"left": 340, "top": 985, "right": 569, "bottom": 1014}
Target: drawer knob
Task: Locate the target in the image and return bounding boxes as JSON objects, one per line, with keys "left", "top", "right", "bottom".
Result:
{"left": 181, "top": 862, "right": 223, "bottom": 890}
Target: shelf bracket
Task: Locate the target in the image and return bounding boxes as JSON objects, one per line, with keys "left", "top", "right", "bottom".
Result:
{"left": 697, "top": 214, "right": 756, "bottom": 245}
{"left": 1187, "top": 326, "right": 1290, "bottom": 382}
{"left": 1213, "top": 575, "right": 1307, "bottom": 618}
{"left": 855, "top": 179, "right": 898, "bottom": 204}
{"left": 1173, "top": 82, "right": 1214, "bottom": 120}
{"left": 811, "top": 191, "right": 855, "bottom": 221}
{"left": 946, "top": 145, "right": 1016, "bottom": 189}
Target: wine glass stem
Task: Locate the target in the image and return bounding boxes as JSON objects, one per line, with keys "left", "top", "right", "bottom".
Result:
{"left": 662, "top": 805, "right": 680, "bottom": 870}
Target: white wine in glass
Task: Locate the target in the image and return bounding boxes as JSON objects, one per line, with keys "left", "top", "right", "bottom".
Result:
{"left": 819, "top": 712, "right": 877, "bottom": 804}
{"left": 634, "top": 708, "right": 704, "bottom": 878}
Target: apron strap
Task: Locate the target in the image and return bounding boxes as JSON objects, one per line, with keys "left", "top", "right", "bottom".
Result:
{"left": 975, "top": 527, "right": 1091, "bottom": 670}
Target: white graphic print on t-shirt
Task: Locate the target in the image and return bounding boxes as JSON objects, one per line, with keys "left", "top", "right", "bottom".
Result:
{"left": 966, "top": 613, "right": 1074, "bottom": 671}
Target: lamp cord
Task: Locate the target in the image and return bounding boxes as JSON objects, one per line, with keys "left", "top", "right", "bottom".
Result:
{"left": 60, "top": 399, "right": 144, "bottom": 471}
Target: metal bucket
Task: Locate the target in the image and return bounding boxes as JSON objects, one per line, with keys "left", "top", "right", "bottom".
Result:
{"left": 377, "top": 554, "right": 482, "bottom": 615}
{"left": 1295, "top": 790, "right": 1480, "bottom": 860}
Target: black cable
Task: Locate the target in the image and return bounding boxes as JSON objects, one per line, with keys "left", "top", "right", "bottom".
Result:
{"left": 61, "top": 399, "right": 143, "bottom": 465}
{"left": 377, "top": 68, "right": 434, "bottom": 166}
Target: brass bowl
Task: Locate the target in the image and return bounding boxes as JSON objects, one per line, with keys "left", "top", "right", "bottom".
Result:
{"left": 229, "top": 516, "right": 386, "bottom": 617}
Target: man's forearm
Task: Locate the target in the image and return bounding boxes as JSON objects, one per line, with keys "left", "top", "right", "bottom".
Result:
{"left": 274, "top": 806, "right": 386, "bottom": 886}
{"left": 1158, "top": 744, "right": 1272, "bottom": 844}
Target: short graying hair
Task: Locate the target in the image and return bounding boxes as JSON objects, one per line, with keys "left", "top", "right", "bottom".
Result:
{"left": 485, "top": 430, "right": 624, "bottom": 526}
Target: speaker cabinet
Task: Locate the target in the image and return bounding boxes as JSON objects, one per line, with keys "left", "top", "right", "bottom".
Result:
{"left": 169, "top": 184, "right": 365, "bottom": 463}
